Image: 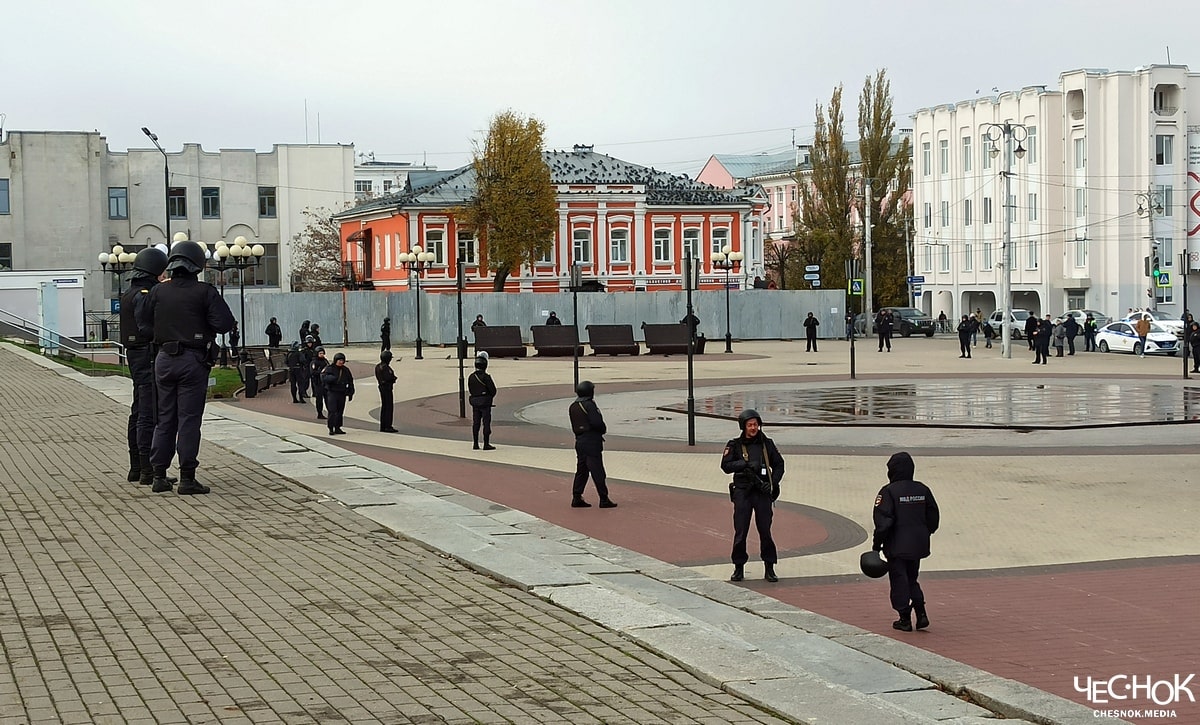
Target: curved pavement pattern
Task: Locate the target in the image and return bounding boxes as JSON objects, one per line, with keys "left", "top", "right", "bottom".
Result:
{"left": 7, "top": 338, "right": 1192, "bottom": 723}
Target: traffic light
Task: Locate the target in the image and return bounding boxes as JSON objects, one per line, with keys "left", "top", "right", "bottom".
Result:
{"left": 1145, "top": 254, "right": 1162, "bottom": 278}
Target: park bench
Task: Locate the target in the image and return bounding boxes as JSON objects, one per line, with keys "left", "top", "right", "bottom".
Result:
{"left": 239, "top": 347, "right": 275, "bottom": 392}
{"left": 473, "top": 325, "right": 528, "bottom": 358}
{"left": 263, "top": 348, "right": 290, "bottom": 387}
{"left": 531, "top": 325, "right": 584, "bottom": 356}
{"left": 585, "top": 324, "right": 640, "bottom": 356}
{"left": 640, "top": 322, "right": 704, "bottom": 356}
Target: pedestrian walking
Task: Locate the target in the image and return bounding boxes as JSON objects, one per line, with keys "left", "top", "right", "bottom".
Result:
{"left": 1053, "top": 319, "right": 1066, "bottom": 357}
{"left": 982, "top": 319, "right": 995, "bottom": 349}
{"left": 872, "top": 451, "right": 939, "bottom": 632}
{"left": 1083, "top": 315, "right": 1098, "bottom": 352}
{"left": 265, "top": 317, "right": 282, "bottom": 348}
{"left": 380, "top": 317, "right": 391, "bottom": 353}
{"left": 1024, "top": 315, "right": 1038, "bottom": 351}
{"left": 1063, "top": 314, "right": 1080, "bottom": 355}
{"left": 468, "top": 352, "right": 497, "bottom": 449}
{"left": 310, "top": 347, "right": 329, "bottom": 420}
{"left": 803, "top": 312, "right": 819, "bottom": 352}
{"left": 876, "top": 309, "right": 893, "bottom": 352}
{"left": 1190, "top": 321, "right": 1200, "bottom": 373}
{"left": 937, "top": 310, "right": 947, "bottom": 334}
{"left": 321, "top": 352, "right": 354, "bottom": 435}
{"left": 568, "top": 380, "right": 616, "bottom": 509}
{"left": 286, "top": 341, "right": 307, "bottom": 403}
{"left": 956, "top": 315, "right": 973, "bottom": 358}
{"left": 1134, "top": 315, "right": 1151, "bottom": 357}
{"left": 228, "top": 321, "right": 240, "bottom": 360}
{"left": 721, "top": 409, "right": 785, "bottom": 583}
{"left": 545, "top": 311, "right": 562, "bottom": 326}
{"left": 138, "top": 240, "right": 235, "bottom": 495}
{"left": 120, "top": 246, "right": 169, "bottom": 486}
{"left": 375, "top": 350, "right": 398, "bottom": 433}
{"left": 972, "top": 309, "right": 983, "bottom": 346}
{"left": 680, "top": 311, "right": 700, "bottom": 342}
{"left": 301, "top": 336, "right": 316, "bottom": 400}
{"left": 844, "top": 312, "right": 855, "bottom": 340}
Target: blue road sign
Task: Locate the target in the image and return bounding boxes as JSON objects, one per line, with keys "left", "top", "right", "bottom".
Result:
{"left": 1157, "top": 272, "right": 1171, "bottom": 287}
{"left": 849, "top": 279, "right": 864, "bottom": 296}
{"left": 907, "top": 275, "right": 925, "bottom": 284}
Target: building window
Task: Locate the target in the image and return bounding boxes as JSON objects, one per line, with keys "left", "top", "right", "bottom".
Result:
{"left": 1026, "top": 127, "right": 1037, "bottom": 164}
{"left": 258, "top": 187, "right": 277, "bottom": 218}
{"left": 961, "top": 136, "right": 972, "bottom": 172}
{"left": 1075, "top": 188, "right": 1086, "bottom": 219}
{"left": 653, "top": 228, "right": 672, "bottom": 263}
{"left": 108, "top": 187, "right": 128, "bottom": 219}
{"left": 938, "top": 139, "right": 949, "bottom": 174}
{"left": 922, "top": 243, "right": 932, "bottom": 273}
{"left": 382, "top": 180, "right": 394, "bottom": 193}
{"left": 1027, "top": 193, "right": 1038, "bottom": 221}
{"left": 790, "top": 187, "right": 796, "bottom": 201}
{"left": 682, "top": 228, "right": 700, "bottom": 260}
{"left": 0, "top": 179, "right": 8, "bottom": 215}
{"left": 1156, "top": 185, "right": 1174, "bottom": 216}
{"left": 940, "top": 201, "right": 949, "bottom": 227}
{"left": 572, "top": 228, "right": 592, "bottom": 264}
{"left": 1159, "top": 236, "right": 1173, "bottom": 267}
{"left": 923, "top": 202, "right": 932, "bottom": 229}
{"left": 1074, "top": 237, "right": 1088, "bottom": 268}
{"left": 354, "top": 180, "right": 372, "bottom": 198}
{"left": 983, "top": 197, "right": 992, "bottom": 224}
{"left": 1007, "top": 194, "right": 1016, "bottom": 223}
{"left": 1155, "top": 287, "right": 1173, "bottom": 304}
{"left": 1074, "top": 138, "right": 1086, "bottom": 169}
{"left": 1156, "top": 135, "right": 1174, "bottom": 165}
{"left": 983, "top": 241, "right": 993, "bottom": 270}
{"left": 775, "top": 188, "right": 784, "bottom": 205}
{"left": 609, "top": 228, "right": 629, "bottom": 262}
{"left": 981, "top": 134, "right": 992, "bottom": 170}
{"left": 0, "top": 242, "right": 11, "bottom": 270}
{"left": 939, "top": 244, "right": 950, "bottom": 272}
{"left": 921, "top": 142, "right": 931, "bottom": 176}
{"left": 168, "top": 187, "right": 186, "bottom": 219}
{"left": 1027, "top": 239, "right": 1039, "bottom": 269}
{"left": 235, "top": 243, "right": 280, "bottom": 287}
{"left": 201, "top": 187, "right": 220, "bottom": 218}
{"left": 710, "top": 227, "right": 729, "bottom": 258}
{"left": 536, "top": 243, "right": 554, "bottom": 264}
{"left": 423, "top": 229, "right": 445, "bottom": 265}
{"left": 963, "top": 239, "right": 973, "bottom": 271}
{"left": 457, "top": 230, "right": 476, "bottom": 266}
{"left": 964, "top": 199, "right": 972, "bottom": 226}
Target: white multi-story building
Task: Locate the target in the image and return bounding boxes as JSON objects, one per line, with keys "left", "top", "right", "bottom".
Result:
{"left": 0, "top": 130, "right": 355, "bottom": 314}
{"left": 353, "top": 154, "right": 436, "bottom": 202}
{"left": 912, "top": 64, "right": 1199, "bottom": 321}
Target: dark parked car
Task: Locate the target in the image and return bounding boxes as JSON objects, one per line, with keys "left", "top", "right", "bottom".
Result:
{"left": 853, "top": 308, "right": 935, "bottom": 337}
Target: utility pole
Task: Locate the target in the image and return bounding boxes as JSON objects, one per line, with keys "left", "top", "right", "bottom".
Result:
{"left": 1137, "top": 186, "right": 1164, "bottom": 313}
{"left": 864, "top": 177, "right": 873, "bottom": 314}
{"left": 983, "top": 121, "right": 1029, "bottom": 359}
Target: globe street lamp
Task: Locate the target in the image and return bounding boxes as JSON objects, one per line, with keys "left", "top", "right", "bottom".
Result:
{"left": 214, "top": 235, "right": 265, "bottom": 366}
{"left": 98, "top": 245, "right": 137, "bottom": 344}
{"left": 711, "top": 245, "right": 743, "bottom": 353}
{"left": 398, "top": 245, "right": 435, "bottom": 360}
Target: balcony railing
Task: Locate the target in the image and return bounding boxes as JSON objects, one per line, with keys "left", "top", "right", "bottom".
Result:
{"left": 1154, "top": 106, "right": 1178, "bottom": 117}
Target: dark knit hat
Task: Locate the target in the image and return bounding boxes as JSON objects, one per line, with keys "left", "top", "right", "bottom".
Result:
{"left": 887, "top": 451, "right": 915, "bottom": 482}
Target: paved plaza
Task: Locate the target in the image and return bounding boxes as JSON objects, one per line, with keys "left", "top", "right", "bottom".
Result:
{"left": 2, "top": 332, "right": 1197, "bottom": 724}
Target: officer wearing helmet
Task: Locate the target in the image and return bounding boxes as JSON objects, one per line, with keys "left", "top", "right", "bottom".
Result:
{"left": 321, "top": 351, "right": 354, "bottom": 435}
{"left": 120, "top": 246, "right": 168, "bottom": 486}
{"left": 300, "top": 335, "right": 317, "bottom": 399}
{"left": 568, "top": 380, "right": 616, "bottom": 508}
{"left": 720, "top": 408, "right": 785, "bottom": 582}
{"left": 380, "top": 317, "right": 391, "bottom": 353}
{"left": 468, "top": 352, "right": 497, "bottom": 449}
{"left": 375, "top": 349, "right": 398, "bottom": 433}
{"left": 872, "top": 451, "right": 940, "bottom": 632}
{"left": 285, "top": 341, "right": 307, "bottom": 404}
{"left": 138, "top": 239, "right": 234, "bottom": 495}
{"left": 310, "top": 346, "right": 329, "bottom": 420}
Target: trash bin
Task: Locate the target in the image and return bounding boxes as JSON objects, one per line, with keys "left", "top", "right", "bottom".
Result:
{"left": 244, "top": 361, "right": 258, "bottom": 398}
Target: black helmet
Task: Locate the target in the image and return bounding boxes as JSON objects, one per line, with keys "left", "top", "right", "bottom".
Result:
{"left": 380, "top": 350, "right": 392, "bottom": 362}
{"left": 315, "top": 346, "right": 326, "bottom": 355}
{"left": 311, "top": 323, "right": 320, "bottom": 332}
{"left": 290, "top": 341, "right": 300, "bottom": 351}
{"left": 575, "top": 380, "right": 595, "bottom": 399}
{"left": 304, "top": 335, "right": 315, "bottom": 344}
{"left": 333, "top": 352, "right": 346, "bottom": 363}
{"left": 860, "top": 550, "right": 888, "bottom": 578}
{"left": 166, "top": 240, "right": 205, "bottom": 274}
{"left": 474, "top": 351, "right": 488, "bottom": 370}
{"left": 133, "top": 247, "right": 168, "bottom": 278}
{"left": 738, "top": 408, "right": 763, "bottom": 431}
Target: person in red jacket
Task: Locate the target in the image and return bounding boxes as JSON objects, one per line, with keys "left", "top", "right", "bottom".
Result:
{"left": 872, "top": 452, "right": 940, "bottom": 632}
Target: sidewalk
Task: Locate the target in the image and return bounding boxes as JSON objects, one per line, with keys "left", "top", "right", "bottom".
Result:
{"left": 0, "top": 343, "right": 1121, "bottom": 724}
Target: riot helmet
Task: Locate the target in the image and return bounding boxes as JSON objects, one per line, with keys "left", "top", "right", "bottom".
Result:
{"left": 859, "top": 550, "right": 888, "bottom": 578}
{"left": 738, "top": 408, "right": 763, "bottom": 431}
{"left": 132, "top": 247, "right": 168, "bottom": 278}
{"left": 304, "top": 335, "right": 315, "bottom": 344}
{"left": 575, "top": 380, "right": 595, "bottom": 399}
{"left": 290, "top": 341, "right": 301, "bottom": 351}
{"left": 315, "top": 346, "right": 326, "bottom": 355}
{"left": 333, "top": 352, "right": 346, "bottom": 363}
{"left": 165, "top": 240, "right": 206, "bottom": 275}
{"left": 474, "top": 351, "right": 488, "bottom": 370}
{"left": 380, "top": 350, "right": 392, "bottom": 362}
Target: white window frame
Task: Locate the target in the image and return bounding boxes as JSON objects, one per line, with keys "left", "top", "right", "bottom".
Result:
{"left": 682, "top": 227, "right": 701, "bottom": 260}
{"left": 653, "top": 228, "right": 672, "bottom": 264}
{"left": 423, "top": 229, "right": 446, "bottom": 265}
{"left": 572, "top": 228, "right": 592, "bottom": 264}
{"left": 923, "top": 202, "right": 932, "bottom": 228}
{"left": 922, "top": 142, "right": 931, "bottom": 176}
{"left": 940, "top": 201, "right": 949, "bottom": 227}
{"left": 1026, "top": 127, "right": 1037, "bottom": 164}
{"left": 1027, "top": 238, "right": 1039, "bottom": 270}
{"left": 1075, "top": 188, "right": 1086, "bottom": 219}
{"left": 1007, "top": 194, "right": 1016, "bottom": 223}
{"left": 1156, "top": 185, "right": 1174, "bottom": 217}
{"left": 609, "top": 228, "right": 628, "bottom": 263}
{"left": 961, "top": 136, "right": 972, "bottom": 172}
{"left": 963, "top": 239, "right": 973, "bottom": 271}
{"left": 536, "top": 243, "right": 554, "bottom": 265}
{"left": 981, "top": 134, "right": 992, "bottom": 170}
{"left": 1156, "top": 135, "right": 1174, "bottom": 165}
{"left": 939, "top": 139, "right": 949, "bottom": 174}
{"left": 939, "top": 244, "right": 950, "bottom": 272}
{"left": 922, "top": 242, "right": 932, "bottom": 273}
{"left": 982, "top": 241, "right": 993, "bottom": 270}
{"left": 1074, "top": 138, "right": 1086, "bottom": 169}
{"left": 1159, "top": 236, "right": 1173, "bottom": 267}
{"left": 710, "top": 227, "right": 729, "bottom": 258}
{"left": 1074, "top": 237, "right": 1087, "bottom": 269}
{"left": 983, "top": 197, "right": 992, "bottom": 224}
{"left": 964, "top": 198, "right": 972, "bottom": 226}
{"left": 1027, "top": 193, "right": 1038, "bottom": 221}
{"left": 457, "top": 230, "right": 476, "bottom": 266}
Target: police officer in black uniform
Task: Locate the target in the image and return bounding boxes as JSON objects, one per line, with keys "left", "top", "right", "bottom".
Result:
{"left": 310, "top": 346, "right": 329, "bottom": 420}
{"left": 568, "top": 380, "right": 616, "bottom": 508}
{"left": 139, "top": 240, "right": 234, "bottom": 495}
{"left": 468, "top": 352, "right": 497, "bottom": 450}
{"left": 720, "top": 409, "right": 785, "bottom": 582}
{"left": 375, "top": 350, "right": 398, "bottom": 432}
{"left": 309, "top": 323, "right": 323, "bottom": 347}
{"left": 120, "top": 246, "right": 169, "bottom": 485}
{"left": 380, "top": 317, "right": 391, "bottom": 353}
{"left": 286, "top": 341, "right": 306, "bottom": 403}
{"left": 265, "top": 317, "right": 282, "bottom": 348}
{"left": 872, "top": 451, "right": 940, "bottom": 631}
{"left": 299, "top": 335, "right": 316, "bottom": 400}
{"left": 321, "top": 352, "right": 354, "bottom": 435}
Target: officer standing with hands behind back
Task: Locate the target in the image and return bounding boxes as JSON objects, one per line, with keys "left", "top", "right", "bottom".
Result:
{"left": 568, "top": 381, "right": 616, "bottom": 509}
{"left": 468, "top": 352, "right": 497, "bottom": 450}
{"left": 120, "top": 246, "right": 168, "bottom": 486}
{"left": 721, "top": 409, "right": 785, "bottom": 583}
{"left": 139, "top": 239, "right": 234, "bottom": 495}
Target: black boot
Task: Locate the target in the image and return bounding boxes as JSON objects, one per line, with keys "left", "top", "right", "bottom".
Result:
{"left": 151, "top": 466, "right": 173, "bottom": 493}
{"left": 914, "top": 606, "right": 929, "bottom": 630}
{"left": 177, "top": 472, "right": 210, "bottom": 496}
{"left": 483, "top": 439, "right": 496, "bottom": 450}
{"left": 729, "top": 565, "right": 744, "bottom": 582}
{"left": 138, "top": 454, "right": 154, "bottom": 486}
{"left": 473, "top": 441, "right": 480, "bottom": 450}
{"left": 598, "top": 498, "right": 617, "bottom": 508}
{"left": 764, "top": 564, "right": 778, "bottom": 582}
{"left": 570, "top": 497, "right": 592, "bottom": 508}
{"left": 893, "top": 609, "right": 913, "bottom": 632}
{"left": 126, "top": 451, "right": 141, "bottom": 482}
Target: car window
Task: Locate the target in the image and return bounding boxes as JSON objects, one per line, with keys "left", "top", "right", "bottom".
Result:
{"left": 1013, "top": 311, "right": 1030, "bottom": 321}
{"left": 1111, "top": 323, "right": 1130, "bottom": 334}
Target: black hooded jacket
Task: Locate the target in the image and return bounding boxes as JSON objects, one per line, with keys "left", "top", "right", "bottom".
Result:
{"left": 872, "top": 452, "right": 940, "bottom": 559}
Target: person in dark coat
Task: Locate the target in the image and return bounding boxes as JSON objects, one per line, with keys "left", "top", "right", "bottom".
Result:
{"left": 265, "top": 317, "right": 283, "bottom": 348}
{"left": 545, "top": 311, "right": 562, "bottom": 326}
{"left": 380, "top": 317, "right": 391, "bottom": 353}
{"left": 300, "top": 335, "right": 316, "bottom": 400}
{"left": 1034, "top": 314, "right": 1053, "bottom": 364}
{"left": 721, "top": 409, "right": 785, "bottom": 583}
{"left": 120, "top": 246, "right": 168, "bottom": 486}
{"left": 472, "top": 314, "right": 487, "bottom": 329}
{"left": 1063, "top": 315, "right": 1080, "bottom": 355}
{"left": 956, "top": 315, "right": 973, "bottom": 358}
{"left": 468, "top": 352, "right": 497, "bottom": 449}
{"left": 309, "top": 323, "right": 323, "bottom": 347}
{"left": 228, "top": 321, "right": 240, "bottom": 360}
{"left": 680, "top": 311, "right": 700, "bottom": 342}
{"left": 375, "top": 350, "right": 398, "bottom": 432}
{"left": 568, "top": 380, "right": 616, "bottom": 508}
{"left": 1083, "top": 315, "right": 1099, "bottom": 352}
{"left": 1024, "top": 314, "right": 1039, "bottom": 351}
{"left": 299, "top": 320, "right": 310, "bottom": 343}
{"left": 875, "top": 309, "right": 894, "bottom": 352}
{"left": 1190, "top": 321, "right": 1200, "bottom": 373}
{"left": 285, "top": 341, "right": 307, "bottom": 404}
{"left": 310, "top": 347, "right": 329, "bottom": 420}
{"left": 321, "top": 352, "right": 354, "bottom": 435}
{"left": 803, "top": 312, "right": 819, "bottom": 352}
{"left": 872, "top": 451, "right": 939, "bottom": 632}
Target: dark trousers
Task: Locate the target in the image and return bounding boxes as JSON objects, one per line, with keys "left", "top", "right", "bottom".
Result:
{"left": 151, "top": 349, "right": 209, "bottom": 476}
{"left": 1035, "top": 341, "right": 1049, "bottom": 363}
{"left": 312, "top": 384, "right": 325, "bottom": 416}
{"left": 1067, "top": 335, "right": 1077, "bottom": 355}
{"left": 958, "top": 335, "right": 971, "bottom": 357}
{"left": 572, "top": 445, "right": 609, "bottom": 500}
{"left": 471, "top": 404, "right": 491, "bottom": 443}
{"left": 380, "top": 385, "right": 395, "bottom": 430}
{"left": 878, "top": 332, "right": 890, "bottom": 351}
{"left": 887, "top": 557, "right": 924, "bottom": 614}
{"left": 1083, "top": 332, "right": 1095, "bottom": 352}
{"left": 1192, "top": 347, "right": 1200, "bottom": 371}
{"left": 326, "top": 392, "right": 347, "bottom": 431}
{"left": 381, "top": 335, "right": 390, "bottom": 353}
{"left": 268, "top": 336, "right": 281, "bottom": 348}
{"left": 1028, "top": 333, "right": 1035, "bottom": 350}
{"left": 805, "top": 333, "right": 817, "bottom": 352}
{"left": 730, "top": 487, "right": 776, "bottom": 566}
{"left": 1055, "top": 343, "right": 1064, "bottom": 357}
{"left": 126, "top": 346, "right": 157, "bottom": 456}
{"left": 289, "top": 369, "right": 304, "bottom": 401}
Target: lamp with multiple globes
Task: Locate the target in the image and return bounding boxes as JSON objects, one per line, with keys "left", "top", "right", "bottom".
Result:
{"left": 398, "top": 245, "right": 435, "bottom": 360}
{"left": 212, "top": 235, "right": 265, "bottom": 365}
{"left": 710, "top": 245, "right": 744, "bottom": 353}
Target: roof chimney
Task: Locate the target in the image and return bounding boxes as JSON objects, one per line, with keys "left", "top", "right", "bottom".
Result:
{"left": 796, "top": 144, "right": 811, "bottom": 166}
{"left": 572, "top": 144, "right": 594, "bottom": 153}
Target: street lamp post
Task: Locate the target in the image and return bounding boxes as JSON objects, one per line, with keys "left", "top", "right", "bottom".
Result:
{"left": 141, "top": 127, "right": 170, "bottom": 243}
{"left": 399, "top": 245, "right": 434, "bottom": 360}
{"left": 98, "top": 245, "right": 137, "bottom": 346}
{"left": 983, "top": 121, "right": 1029, "bottom": 359}
{"left": 684, "top": 256, "right": 699, "bottom": 446}
{"left": 711, "top": 245, "right": 743, "bottom": 353}
{"left": 1136, "top": 187, "right": 1165, "bottom": 313}
{"left": 214, "top": 236, "right": 265, "bottom": 368}
{"left": 456, "top": 262, "right": 465, "bottom": 418}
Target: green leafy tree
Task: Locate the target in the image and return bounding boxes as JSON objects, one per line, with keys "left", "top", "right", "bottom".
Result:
{"left": 796, "top": 85, "right": 855, "bottom": 295}
{"left": 291, "top": 206, "right": 344, "bottom": 291}
{"left": 857, "top": 69, "right": 912, "bottom": 309}
{"left": 455, "top": 111, "right": 558, "bottom": 291}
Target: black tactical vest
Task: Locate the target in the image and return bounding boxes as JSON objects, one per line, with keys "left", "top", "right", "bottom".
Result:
{"left": 150, "top": 278, "right": 214, "bottom": 347}
{"left": 119, "top": 277, "right": 157, "bottom": 348}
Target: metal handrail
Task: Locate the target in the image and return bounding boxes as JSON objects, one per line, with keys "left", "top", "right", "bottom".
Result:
{"left": 0, "top": 307, "right": 127, "bottom": 373}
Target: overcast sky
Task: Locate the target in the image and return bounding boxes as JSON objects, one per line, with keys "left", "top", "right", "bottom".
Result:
{"left": 5, "top": 0, "right": 1194, "bottom": 176}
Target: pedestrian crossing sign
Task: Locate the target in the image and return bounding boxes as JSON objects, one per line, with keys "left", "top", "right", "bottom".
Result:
{"left": 849, "top": 279, "right": 864, "bottom": 296}
{"left": 1156, "top": 271, "right": 1171, "bottom": 287}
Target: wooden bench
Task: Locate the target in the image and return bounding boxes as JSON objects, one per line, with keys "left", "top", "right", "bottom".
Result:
{"left": 264, "top": 348, "right": 290, "bottom": 387}
{"left": 531, "top": 325, "right": 584, "bottom": 356}
{"left": 641, "top": 322, "right": 699, "bottom": 355}
{"left": 473, "top": 325, "right": 528, "bottom": 358}
{"left": 585, "top": 324, "right": 640, "bottom": 356}
{"left": 239, "top": 347, "right": 275, "bottom": 391}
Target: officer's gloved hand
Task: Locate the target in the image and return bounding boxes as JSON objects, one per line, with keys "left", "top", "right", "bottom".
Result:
{"left": 872, "top": 542, "right": 883, "bottom": 553}
{"left": 348, "top": 395, "right": 353, "bottom": 402}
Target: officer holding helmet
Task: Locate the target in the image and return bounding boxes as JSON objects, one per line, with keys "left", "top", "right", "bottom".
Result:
{"left": 721, "top": 409, "right": 785, "bottom": 582}
{"left": 872, "top": 451, "right": 940, "bottom": 631}
{"left": 468, "top": 352, "right": 496, "bottom": 450}
{"left": 139, "top": 239, "right": 234, "bottom": 495}
{"left": 120, "top": 246, "right": 168, "bottom": 486}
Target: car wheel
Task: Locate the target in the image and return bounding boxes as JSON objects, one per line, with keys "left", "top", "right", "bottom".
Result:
{"left": 901, "top": 327, "right": 912, "bottom": 338}
{"left": 1134, "top": 342, "right": 1144, "bottom": 356}
{"left": 925, "top": 330, "right": 934, "bottom": 337}
{"left": 1168, "top": 351, "right": 1177, "bottom": 357}
{"left": 1098, "top": 341, "right": 1109, "bottom": 353}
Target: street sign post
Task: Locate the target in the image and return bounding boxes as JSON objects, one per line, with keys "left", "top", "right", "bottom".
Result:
{"left": 907, "top": 275, "right": 925, "bottom": 285}
{"left": 849, "top": 279, "right": 864, "bottom": 296}
{"left": 1156, "top": 272, "right": 1171, "bottom": 287}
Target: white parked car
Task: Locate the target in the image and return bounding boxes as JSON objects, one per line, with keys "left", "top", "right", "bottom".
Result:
{"left": 1095, "top": 321, "right": 1179, "bottom": 356}
{"left": 1060, "top": 309, "right": 1111, "bottom": 328}
{"left": 1121, "top": 310, "right": 1184, "bottom": 338}
{"left": 986, "top": 308, "right": 1032, "bottom": 339}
